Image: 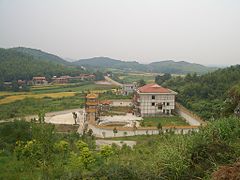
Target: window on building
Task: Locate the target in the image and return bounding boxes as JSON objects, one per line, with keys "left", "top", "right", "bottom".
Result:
{"left": 163, "top": 102, "right": 165, "bottom": 106}
{"left": 158, "top": 104, "right": 162, "bottom": 110}
{"left": 163, "top": 109, "right": 165, "bottom": 113}
{"left": 152, "top": 102, "right": 155, "bottom": 106}
{"left": 167, "top": 102, "right": 170, "bottom": 106}
{"left": 166, "top": 110, "right": 170, "bottom": 114}
{"left": 152, "top": 95, "right": 155, "bottom": 99}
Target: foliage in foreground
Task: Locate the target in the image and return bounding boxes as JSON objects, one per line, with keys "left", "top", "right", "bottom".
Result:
{"left": 0, "top": 117, "right": 240, "bottom": 179}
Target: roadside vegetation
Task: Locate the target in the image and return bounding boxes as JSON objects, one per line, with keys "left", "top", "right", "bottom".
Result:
{"left": 161, "top": 65, "right": 240, "bottom": 120}
{"left": 0, "top": 116, "right": 239, "bottom": 179}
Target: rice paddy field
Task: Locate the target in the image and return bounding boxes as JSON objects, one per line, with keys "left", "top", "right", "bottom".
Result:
{"left": 0, "top": 92, "right": 76, "bottom": 105}
{"left": 0, "top": 82, "right": 119, "bottom": 120}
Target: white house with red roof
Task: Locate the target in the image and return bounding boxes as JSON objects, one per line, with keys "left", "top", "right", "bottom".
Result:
{"left": 133, "top": 83, "right": 177, "bottom": 117}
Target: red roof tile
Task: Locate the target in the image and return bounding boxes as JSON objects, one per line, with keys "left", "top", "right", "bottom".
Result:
{"left": 138, "top": 84, "right": 172, "bottom": 93}
{"left": 99, "top": 100, "right": 112, "bottom": 105}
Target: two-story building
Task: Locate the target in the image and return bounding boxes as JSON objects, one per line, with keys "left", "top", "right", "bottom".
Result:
{"left": 133, "top": 84, "right": 177, "bottom": 117}
{"left": 32, "top": 77, "right": 48, "bottom": 85}
{"left": 122, "top": 83, "right": 137, "bottom": 95}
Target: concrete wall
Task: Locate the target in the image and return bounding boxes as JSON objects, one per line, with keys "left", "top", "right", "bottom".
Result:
{"left": 139, "top": 94, "right": 175, "bottom": 116}
{"left": 88, "top": 124, "right": 198, "bottom": 138}
{"left": 111, "top": 100, "right": 132, "bottom": 107}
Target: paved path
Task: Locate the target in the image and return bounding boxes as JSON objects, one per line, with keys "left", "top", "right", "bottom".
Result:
{"left": 104, "top": 76, "right": 123, "bottom": 87}
{"left": 0, "top": 108, "right": 84, "bottom": 123}
{"left": 176, "top": 103, "right": 206, "bottom": 126}
{"left": 25, "top": 108, "right": 83, "bottom": 122}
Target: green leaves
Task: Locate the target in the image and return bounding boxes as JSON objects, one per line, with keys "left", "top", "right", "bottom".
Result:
{"left": 100, "top": 145, "right": 114, "bottom": 159}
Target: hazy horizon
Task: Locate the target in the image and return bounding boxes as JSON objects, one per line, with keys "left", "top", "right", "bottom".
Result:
{"left": 1, "top": 0, "right": 240, "bottom": 66}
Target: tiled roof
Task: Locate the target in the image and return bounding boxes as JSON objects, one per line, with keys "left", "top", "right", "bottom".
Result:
{"left": 86, "top": 93, "right": 98, "bottom": 99}
{"left": 138, "top": 84, "right": 172, "bottom": 93}
{"left": 99, "top": 100, "right": 112, "bottom": 105}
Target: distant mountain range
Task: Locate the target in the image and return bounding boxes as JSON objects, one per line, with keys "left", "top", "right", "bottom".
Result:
{"left": 74, "top": 57, "right": 218, "bottom": 74}
{"left": 0, "top": 47, "right": 219, "bottom": 82}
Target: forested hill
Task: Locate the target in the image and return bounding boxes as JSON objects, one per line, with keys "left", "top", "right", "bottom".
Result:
{"left": 148, "top": 60, "right": 217, "bottom": 74}
{"left": 164, "top": 65, "right": 240, "bottom": 119}
{"left": 74, "top": 57, "right": 217, "bottom": 74}
{"left": 10, "top": 47, "right": 70, "bottom": 65}
{"left": 73, "top": 57, "right": 146, "bottom": 71}
{"left": 1, "top": 47, "right": 217, "bottom": 75}
{"left": 0, "top": 48, "right": 84, "bottom": 82}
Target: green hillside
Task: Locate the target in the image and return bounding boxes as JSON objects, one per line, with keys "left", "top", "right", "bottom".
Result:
{"left": 0, "top": 48, "right": 83, "bottom": 82}
{"left": 74, "top": 57, "right": 217, "bottom": 74}
{"left": 164, "top": 65, "right": 240, "bottom": 119}
{"left": 148, "top": 60, "right": 217, "bottom": 74}
{"left": 10, "top": 47, "right": 70, "bottom": 65}
{"left": 73, "top": 57, "right": 146, "bottom": 71}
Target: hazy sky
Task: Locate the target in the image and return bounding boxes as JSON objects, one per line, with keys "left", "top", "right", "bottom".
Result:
{"left": 0, "top": 0, "right": 240, "bottom": 65}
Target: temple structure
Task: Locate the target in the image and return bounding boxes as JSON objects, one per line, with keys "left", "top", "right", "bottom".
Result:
{"left": 85, "top": 93, "right": 99, "bottom": 121}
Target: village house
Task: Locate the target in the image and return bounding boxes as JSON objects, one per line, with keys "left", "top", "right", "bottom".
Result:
{"left": 79, "top": 74, "right": 95, "bottom": 81}
{"left": 52, "top": 76, "right": 72, "bottom": 84}
{"left": 32, "top": 77, "right": 48, "bottom": 85}
{"left": 17, "top": 80, "right": 26, "bottom": 86}
{"left": 122, "top": 83, "right": 137, "bottom": 95}
{"left": 3, "top": 82, "right": 13, "bottom": 89}
{"left": 133, "top": 83, "right": 177, "bottom": 117}
{"left": 99, "top": 100, "right": 112, "bottom": 111}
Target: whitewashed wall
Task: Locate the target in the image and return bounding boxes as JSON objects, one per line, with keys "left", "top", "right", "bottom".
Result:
{"left": 139, "top": 94, "right": 175, "bottom": 116}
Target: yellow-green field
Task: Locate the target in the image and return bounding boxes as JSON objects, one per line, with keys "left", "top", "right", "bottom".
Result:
{"left": 0, "top": 92, "right": 76, "bottom": 105}
{"left": 119, "top": 72, "right": 156, "bottom": 83}
{"left": 0, "top": 83, "right": 118, "bottom": 105}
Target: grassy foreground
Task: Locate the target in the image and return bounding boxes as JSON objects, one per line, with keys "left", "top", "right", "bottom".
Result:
{"left": 0, "top": 117, "right": 239, "bottom": 179}
{"left": 142, "top": 116, "right": 189, "bottom": 127}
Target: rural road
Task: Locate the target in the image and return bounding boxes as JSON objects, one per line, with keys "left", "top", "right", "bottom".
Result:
{"left": 104, "top": 76, "right": 123, "bottom": 87}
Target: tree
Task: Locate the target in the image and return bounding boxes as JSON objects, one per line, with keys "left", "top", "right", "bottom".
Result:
{"left": 137, "top": 79, "right": 146, "bottom": 87}
{"left": 113, "top": 127, "right": 118, "bottom": 137}
{"left": 54, "top": 140, "right": 69, "bottom": 154}
{"left": 75, "top": 140, "right": 88, "bottom": 151}
{"left": 100, "top": 145, "right": 114, "bottom": 159}
{"left": 72, "top": 112, "right": 78, "bottom": 125}
{"left": 38, "top": 111, "right": 45, "bottom": 123}
{"left": 155, "top": 73, "right": 172, "bottom": 85}
{"left": 79, "top": 147, "right": 95, "bottom": 169}
{"left": 133, "top": 122, "right": 137, "bottom": 135}
{"left": 157, "top": 122, "right": 162, "bottom": 135}
{"left": 87, "top": 129, "right": 93, "bottom": 137}
{"left": 94, "top": 71, "right": 104, "bottom": 81}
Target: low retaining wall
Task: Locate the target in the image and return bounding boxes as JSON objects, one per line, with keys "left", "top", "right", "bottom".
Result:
{"left": 111, "top": 99, "right": 132, "bottom": 107}
{"left": 89, "top": 124, "right": 198, "bottom": 138}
